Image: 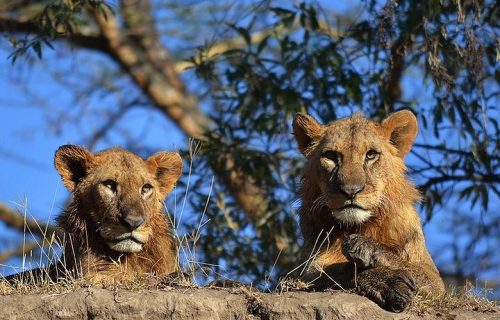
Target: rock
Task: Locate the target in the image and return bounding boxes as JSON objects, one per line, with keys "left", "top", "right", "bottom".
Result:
{"left": 0, "top": 288, "right": 498, "bottom": 320}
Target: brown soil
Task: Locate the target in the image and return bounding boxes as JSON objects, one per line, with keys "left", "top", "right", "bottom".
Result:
{"left": 0, "top": 287, "right": 498, "bottom": 320}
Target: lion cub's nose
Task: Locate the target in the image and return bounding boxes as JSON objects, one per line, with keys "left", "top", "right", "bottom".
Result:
{"left": 120, "top": 214, "right": 145, "bottom": 230}
{"left": 340, "top": 183, "right": 365, "bottom": 199}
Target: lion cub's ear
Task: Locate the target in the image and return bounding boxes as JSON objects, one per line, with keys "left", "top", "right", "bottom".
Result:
{"left": 293, "top": 113, "right": 324, "bottom": 156}
{"left": 380, "top": 110, "right": 418, "bottom": 158}
{"left": 54, "top": 145, "right": 95, "bottom": 191}
{"left": 146, "top": 152, "right": 183, "bottom": 197}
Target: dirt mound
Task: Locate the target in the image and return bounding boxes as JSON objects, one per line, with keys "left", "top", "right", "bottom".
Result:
{"left": 0, "top": 287, "right": 498, "bottom": 319}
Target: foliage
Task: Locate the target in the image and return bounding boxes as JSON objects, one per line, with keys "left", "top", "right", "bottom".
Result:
{"left": 6, "top": 0, "right": 112, "bottom": 62}
{"left": 0, "top": 0, "right": 498, "bottom": 288}
{"left": 189, "top": 0, "right": 499, "bottom": 284}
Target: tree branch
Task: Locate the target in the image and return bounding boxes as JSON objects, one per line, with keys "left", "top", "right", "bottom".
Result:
{"left": 0, "top": 11, "right": 107, "bottom": 51}
{"left": 0, "top": 204, "right": 60, "bottom": 239}
{"left": 0, "top": 242, "right": 39, "bottom": 264}
{"left": 88, "top": 0, "right": 269, "bottom": 220}
{"left": 174, "top": 17, "right": 344, "bottom": 72}
{"left": 0, "top": 1, "right": 270, "bottom": 224}
{"left": 91, "top": 1, "right": 209, "bottom": 138}
{"left": 415, "top": 143, "right": 500, "bottom": 160}
{"left": 1, "top": 1, "right": 271, "bottom": 222}
{"left": 419, "top": 174, "right": 500, "bottom": 191}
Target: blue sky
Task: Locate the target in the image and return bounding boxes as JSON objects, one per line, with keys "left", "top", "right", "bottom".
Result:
{"left": 0, "top": 45, "right": 490, "bottom": 277}
{"left": 0, "top": 1, "right": 497, "bottom": 295}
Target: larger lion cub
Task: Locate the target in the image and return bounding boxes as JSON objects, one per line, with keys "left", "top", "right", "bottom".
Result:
{"left": 48, "top": 145, "right": 182, "bottom": 282}
{"left": 293, "top": 110, "right": 444, "bottom": 312}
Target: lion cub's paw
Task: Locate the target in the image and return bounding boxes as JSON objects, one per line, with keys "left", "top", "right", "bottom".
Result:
{"left": 381, "top": 270, "right": 416, "bottom": 313}
{"left": 342, "top": 234, "right": 378, "bottom": 268}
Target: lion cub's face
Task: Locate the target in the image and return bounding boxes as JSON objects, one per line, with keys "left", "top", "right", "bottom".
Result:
{"left": 293, "top": 110, "right": 418, "bottom": 225}
{"left": 54, "top": 145, "right": 182, "bottom": 253}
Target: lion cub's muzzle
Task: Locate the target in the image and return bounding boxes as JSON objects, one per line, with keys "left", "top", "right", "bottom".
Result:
{"left": 119, "top": 213, "right": 145, "bottom": 231}
{"left": 101, "top": 212, "right": 151, "bottom": 253}
{"left": 327, "top": 181, "right": 372, "bottom": 226}
{"left": 105, "top": 229, "right": 150, "bottom": 253}
{"left": 338, "top": 182, "right": 365, "bottom": 200}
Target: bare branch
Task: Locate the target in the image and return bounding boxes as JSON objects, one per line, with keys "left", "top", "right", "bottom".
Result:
{"left": 415, "top": 143, "right": 500, "bottom": 160}
{"left": 0, "top": 242, "right": 39, "bottom": 263}
{"left": 0, "top": 204, "right": 60, "bottom": 239}
{"left": 0, "top": 12, "right": 107, "bottom": 52}
{"left": 174, "top": 17, "right": 344, "bottom": 72}
{"left": 419, "top": 174, "right": 500, "bottom": 191}
{"left": 91, "top": 0, "right": 269, "bottom": 220}
{"left": 92, "top": 1, "right": 209, "bottom": 138}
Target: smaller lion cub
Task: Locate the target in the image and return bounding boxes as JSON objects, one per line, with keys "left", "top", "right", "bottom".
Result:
{"left": 292, "top": 110, "right": 445, "bottom": 312}
{"left": 11, "top": 145, "right": 183, "bottom": 284}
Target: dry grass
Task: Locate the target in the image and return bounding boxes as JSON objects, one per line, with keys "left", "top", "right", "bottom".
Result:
{"left": 1, "top": 213, "right": 498, "bottom": 317}
{"left": 273, "top": 277, "right": 499, "bottom": 315}
{"left": 275, "top": 278, "right": 311, "bottom": 293}
{"left": 0, "top": 271, "right": 196, "bottom": 296}
{"left": 1, "top": 267, "right": 498, "bottom": 318}
{"left": 411, "top": 286, "right": 499, "bottom": 314}
{"left": 0, "top": 141, "right": 498, "bottom": 317}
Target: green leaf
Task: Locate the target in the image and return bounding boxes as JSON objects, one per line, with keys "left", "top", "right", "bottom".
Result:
{"left": 257, "top": 35, "right": 269, "bottom": 54}
{"left": 33, "top": 41, "right": 43, "bottom": 59}
{"left": 228, "top": 24, "right": 251, "bottom": 46}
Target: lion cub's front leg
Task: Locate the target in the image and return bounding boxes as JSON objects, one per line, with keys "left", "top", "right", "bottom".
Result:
{"left": 342, "top": 234, "right": 414, "bottom": 269}
{"left": 353, "top": 267, "right": 416, "bottom": 312}
{"left": 342, "top": 234, "right": 382, "bottom": 268}
{"left": 342, "top": 234, "right": 416, "bottom": 312}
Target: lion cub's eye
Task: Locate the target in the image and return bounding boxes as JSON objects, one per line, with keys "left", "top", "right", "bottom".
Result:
{"left": 365, "top": 150, "right": 380, "bottom": 161}
{"left": 322, "top": 150, "right": 340, "bottom": 163}
{"left": 141, "top": 184, "right": 153, "bottom": 197}
{"left": 102, "top": 180, "right": 117, "bottom": 193}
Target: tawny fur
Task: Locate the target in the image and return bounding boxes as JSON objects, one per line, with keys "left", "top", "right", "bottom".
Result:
{"left": 10, "top": 145, "right": 182, "bottom": 284}
{"left": 293, "top": 111, "right": 444, "bottom": 312}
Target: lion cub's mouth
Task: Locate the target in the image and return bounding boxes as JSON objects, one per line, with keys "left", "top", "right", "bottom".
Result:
{"left": 339, "top": 204, "right": 366, "bottom": 210}
{"left": 103, "top": 232, "right": 147, "bottom": 253}
{"left": 331, "top": 204, "right": 372, "bottom": 226}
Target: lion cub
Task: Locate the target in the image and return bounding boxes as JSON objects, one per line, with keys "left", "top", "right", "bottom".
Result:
{"left": 292, "top": 110, "right": 444, "bottom": 312}
{"left": 11, "top": 145, "right": 182, "bottom": 284}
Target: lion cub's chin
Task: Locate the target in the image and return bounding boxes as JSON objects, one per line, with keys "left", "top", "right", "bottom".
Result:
{"left": 331, "top": 206, "right": 372, "bottom": 226}
{"left": 106, "top": 238, "right": 143, "bottom": 253}
{"left": 103, "top": 231, "right": 149, "bottom": 253}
